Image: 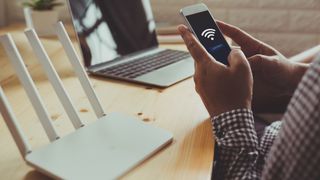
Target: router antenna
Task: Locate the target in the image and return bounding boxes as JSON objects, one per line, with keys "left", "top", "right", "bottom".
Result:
{"left": 0, "top": 86, "right": 32, "bottom": 157}
{"left": 0, "top": 34, "right": 59, "bottom": 142}
{"left": 24, "top": 29, "right": 84, "bottom": 129}
{"left": 54, "top": 22, "right": 106, "bottom": 118}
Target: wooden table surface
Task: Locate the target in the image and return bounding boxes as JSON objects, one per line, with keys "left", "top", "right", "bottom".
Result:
{"left": 0, "top": 24, "right": 214, "bottom": 180}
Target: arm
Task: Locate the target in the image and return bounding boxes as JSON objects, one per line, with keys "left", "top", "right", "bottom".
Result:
{"left": 212, "top": 109, "right": 259, "bottom": 180}
{"left": 213, "top": 55, "right": 320, "bottom": 180}
{"left": 262, "top": 56, "right": 320, "bottom": 180}
{"left": 212, "top": 109, "right": 282, "bottom": 180}
{"left": 178, "top": 20, "right": 319, "bottom": 180}
{"left": 177, "top": 25, "right": 269, "bottom": 180}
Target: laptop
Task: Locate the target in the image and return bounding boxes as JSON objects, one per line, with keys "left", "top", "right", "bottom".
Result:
{"left": 67, "top": 0, "right": 194, "bottom": 88}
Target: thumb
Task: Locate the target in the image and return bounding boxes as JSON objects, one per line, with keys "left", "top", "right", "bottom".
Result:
{"left": 228, "top": 48, "right": 250, "bottom": 70}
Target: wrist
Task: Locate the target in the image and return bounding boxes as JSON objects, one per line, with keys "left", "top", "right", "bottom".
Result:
{"left": 209, "top": 101, "right": 252, "bottom": 117}
{"left": 289, "top": 63, "right": 309, "bottom": 93}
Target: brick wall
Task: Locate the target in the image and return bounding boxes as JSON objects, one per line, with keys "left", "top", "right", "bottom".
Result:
{"left": 5, "top": 0, "right": 320, "bottom": 56}
{"left": 151, "top": 0, "right": 320, "bottom": 56}
{"left": 0, "top": 0, "right": 6, "bottom": 26}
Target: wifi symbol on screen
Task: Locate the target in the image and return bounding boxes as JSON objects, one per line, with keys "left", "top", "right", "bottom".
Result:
{"left": 201, "top": 28, "right": 216, "bottom": 40}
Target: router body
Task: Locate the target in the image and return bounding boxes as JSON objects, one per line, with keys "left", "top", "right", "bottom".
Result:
{"left": 0, "top": 22, "right": 173, "bottom": 179}
{"left": 26, "top": 113, "right": 172, "bottom": 179}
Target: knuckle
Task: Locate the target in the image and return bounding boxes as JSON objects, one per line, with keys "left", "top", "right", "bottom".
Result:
{"left": 254, "top": 54, "right": 264, "bottom": 61}
{"left": 193, "top": 77, "right": 200, "bottom": 93}
{"left": 249, "top": 54, "right": 263, "bottom": 67}
{"left": 270, "top": 55, "right": 280, "bottom": 62}
{"left": 195, "top": 86, "right": 200, "bottom": 94}
{"left": 187, "top": 40, "right": 196, "bottom": 50}
{"left": 193, "top": 74, "right": 200, "bottom": 84}
{"left": 193, "top": 75, "right": 198, "bottom": 84}
{"left": 193, "top": 72, "right": 205, "bottom": 86}
{"left": 196, "top": 58, "right": 208, "bottom": 69}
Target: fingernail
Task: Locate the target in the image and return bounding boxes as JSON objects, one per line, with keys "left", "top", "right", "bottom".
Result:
{"left": 178, "top": 26, "right": 187, "bottom": 34}
{"left": 230, "top": 48, "right": 242, "bottom": 55}
{"left": 232, "top": 46, "right": 241, "bottom": 49}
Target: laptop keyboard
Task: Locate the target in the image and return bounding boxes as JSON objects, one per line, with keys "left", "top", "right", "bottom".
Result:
{"left": 97, "top": 49, "right": 191, "bottom": 79}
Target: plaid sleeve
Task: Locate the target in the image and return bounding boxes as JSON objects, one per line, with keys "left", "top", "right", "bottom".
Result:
{"left": 212, "top": 109, "right": 260, "bottom": 180}
{"left": 262, "top": 55, "right": 320, "bottom": 180}
{"left": 212, "top": 56, "right": 320, "bottom": 180}
{"left": 259, "top": 121, "right": 281, "bottom": 157}
{"left": 212, "top": 109, "right": 283, "bottom": 180}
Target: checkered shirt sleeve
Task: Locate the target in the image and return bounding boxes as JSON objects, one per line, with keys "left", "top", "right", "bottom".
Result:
{"left": 211, "top": 56, "right": 320, "bottom": 180}
{"left": 212, "top": 109, "right": 281, "bottom": 180}
{"left": 262, "top": 56, "right": 320, "bottom": 180}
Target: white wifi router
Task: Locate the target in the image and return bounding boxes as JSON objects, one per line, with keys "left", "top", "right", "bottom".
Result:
{"left": 0, "top": 21, "right": 173, "bottom": 180}
{"left": 201, "top": 28, "right": 216, "bottom": 40}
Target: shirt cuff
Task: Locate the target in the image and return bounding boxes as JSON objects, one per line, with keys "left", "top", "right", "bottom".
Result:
{"left": 211, "top": 108, "right": 254, "bottom": 139}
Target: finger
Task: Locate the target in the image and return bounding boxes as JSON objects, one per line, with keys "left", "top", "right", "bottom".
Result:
{"left": 231, "top": 45, "right": 241, "bottom": 49}
{"left": 228, "top": 48, "right": 250, "bottom": 71}
{"left": 247, "top": 54, "right": 265, "bottom": 73}
{"left": 216, "top": 21, "right": 264, "bottom": 57}
{"left": 216, "top": 21, "right": 260, "bottom": 47}
{"left": 248, "top": 54, "right": 276, "bottom": 73}
{"left": 178, "top": 25, "right": 212, "bottom": 64}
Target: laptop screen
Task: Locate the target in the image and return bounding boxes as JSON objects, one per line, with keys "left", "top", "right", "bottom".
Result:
{"left": 68, "top": 0, "right": 158, "bottom": 67}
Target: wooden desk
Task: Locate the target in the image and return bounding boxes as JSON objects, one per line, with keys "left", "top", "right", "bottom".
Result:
{"left": 0, "top": 24, "right": 214, "bottom": 180}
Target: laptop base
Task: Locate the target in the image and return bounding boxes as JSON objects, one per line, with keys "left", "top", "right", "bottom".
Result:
{"left": 90, "top": 54, "right": 195, "bottom": 88}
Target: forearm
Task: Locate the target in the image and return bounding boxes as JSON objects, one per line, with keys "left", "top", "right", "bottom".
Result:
{"left": 212, "top": 109, "right": 259, "bottom": 180}
{"left": 262, "top": 53, "right": 320, "bottom": 180}
{"left": 212, "top": 108, "right": 282, "bottom": 180}
{"left": 289, "top": 63, "right": 309, "bottom": 94}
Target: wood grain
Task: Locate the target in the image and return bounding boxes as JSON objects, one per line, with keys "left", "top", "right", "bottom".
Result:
{"left": 0, "top": 24, "right": 214, "bottom": 180}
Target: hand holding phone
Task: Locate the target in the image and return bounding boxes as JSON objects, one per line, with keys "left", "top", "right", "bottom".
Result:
{"left": 180, "top": 3, "right": 231, "bottom": 65}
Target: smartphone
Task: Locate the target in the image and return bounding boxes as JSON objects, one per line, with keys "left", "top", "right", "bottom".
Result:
{"left": 180, "top": 3, "right": 231, "bottom": 65}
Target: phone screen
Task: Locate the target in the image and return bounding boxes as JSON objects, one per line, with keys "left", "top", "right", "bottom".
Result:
{"left": 186, "top": 11, "right": 231, "bottom": 65}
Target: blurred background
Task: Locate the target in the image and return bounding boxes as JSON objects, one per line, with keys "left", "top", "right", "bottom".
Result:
{"left": 0, "top": 0, "right": 319, "bottom": 56}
